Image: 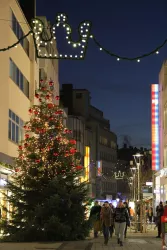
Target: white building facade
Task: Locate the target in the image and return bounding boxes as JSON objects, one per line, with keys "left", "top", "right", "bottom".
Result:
{"left": 0, "top": 0, "right": 59, "bottom": 218}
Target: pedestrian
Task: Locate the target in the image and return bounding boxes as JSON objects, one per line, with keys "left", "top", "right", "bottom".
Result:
{"left": 123, "top": 201, "right": 130, "bottom": 238}
{"left": 100, "top": 201, "right": 111, "bottom": 245}
{"left": 89, "top": 201, "right": 101, "bottom": 238}
{"left": 129, "top": 207, "right": 134, "bottom": 221}
{"left": 147, "top": 207, "right": 153, "bottom": 223}
{"left": 109, "top": 203, "right": 115, "bottom": 238}
{"left": 114, "top": 200, "right": 130, "bottom": 247}
{"left": 162, "top": 202, "right": 167, "bottom": 247}
{"left": 156, "top": 201, "right": 164, "bottom": 238}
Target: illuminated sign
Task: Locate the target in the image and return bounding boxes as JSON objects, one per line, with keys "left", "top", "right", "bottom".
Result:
{"left": 151, "top": 84, "right": 160, "bottom": 171}
{"left": 97, "top": 161, "right": 102, "bottom": 176}
{"left": 84, "top": 146, "right": 90, "bottom": 182}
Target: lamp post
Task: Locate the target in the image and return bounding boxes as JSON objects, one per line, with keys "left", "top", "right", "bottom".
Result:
{"left": 133, "top": 153, "right": 143, "bottom": 201}
{"left": 133, "top": 153, "right": 143, "bottom": 232}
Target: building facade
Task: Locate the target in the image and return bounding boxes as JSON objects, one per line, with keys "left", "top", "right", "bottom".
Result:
{"left": 0, "top": 0, "right": 59, "bottom": 217}
{"left": 152, "top": 61, "right": 167, "bottom": 208}
{"left": 60, "top": 84, "right": 117, "bottom": 199}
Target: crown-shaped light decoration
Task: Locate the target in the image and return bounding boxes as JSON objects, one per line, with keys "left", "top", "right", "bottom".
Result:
{"left": 114, "top": 171, "right": 125, "bottom": 180}
{"left": 31, "top": 13, "right": 92, "bottom": 60}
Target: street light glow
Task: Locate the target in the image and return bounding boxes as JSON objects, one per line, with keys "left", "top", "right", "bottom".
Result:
{"left": 133, "top": 153, "right": 143, "bottom": 157}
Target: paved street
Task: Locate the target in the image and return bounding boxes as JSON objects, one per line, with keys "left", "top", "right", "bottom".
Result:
{"left": 0, "top": 232, "right": 162, "bottom": 250}
{"left": 90, "top": 235, "right": 162, "bottom": 250}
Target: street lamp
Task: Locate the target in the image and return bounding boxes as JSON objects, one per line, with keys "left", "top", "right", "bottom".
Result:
{"left": 133, "top": 153, "right": 143, "bottom": 201}
{"left": 133, "top": 153, "right": 143, "bottom": 233}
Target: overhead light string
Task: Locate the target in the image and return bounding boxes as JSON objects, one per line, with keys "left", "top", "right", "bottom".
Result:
{"left": 0, "top": 13, "right": 166, "bottom": 62}
{"left": 90, "top": 34, "right": 165, "bottom": 62}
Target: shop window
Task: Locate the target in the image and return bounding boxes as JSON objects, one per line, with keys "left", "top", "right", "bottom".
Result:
{"left": 8, "top": 109, "right": 24, "bottom": 144}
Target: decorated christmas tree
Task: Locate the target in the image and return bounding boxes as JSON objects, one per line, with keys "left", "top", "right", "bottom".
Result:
{"left": 1, "top": 80, "right": 90, "bottom": 242}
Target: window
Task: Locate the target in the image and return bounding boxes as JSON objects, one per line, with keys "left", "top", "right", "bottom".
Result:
{"left": 164, "top": 105, "right": 167, "bottom": 131}
{"left": 11, "top": 10, "right": 29, "bottom": 56}
{"left": 8, "top": 110, "right": 24, "bottom": 144}
{"left": 76, "top": 93, "right": 82, "bottom": 99}
{"left": 99, "top": 136, "right": 108, "bottom": 146}
{"left": 9, "top": 58, "right": 29, "bottom": 98}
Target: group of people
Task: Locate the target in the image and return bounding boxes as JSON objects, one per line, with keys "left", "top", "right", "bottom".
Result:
{"left": 90, "top": 200, "right": 130, "bottom": 247}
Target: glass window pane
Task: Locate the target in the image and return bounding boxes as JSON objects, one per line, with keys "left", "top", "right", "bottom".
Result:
{"left": 8, "top": 120, "right": 11, "bottom": 139}
{"left": 23, "top": 38, "right": 29, "bottom": 56}
{"left": 13, "top": 62, "right": 16, "bottom": 83}
{"left": 12, "top": 12, "right": 17, "bottom": 36}
{"left": 9, "top": 59, "right": 13, "bottom": 79}
{"left": 16, "top": 115, "right": 19, "bottom": 124}
{"left": 16, "top": 126, "right": 19, "bottom": 143}
{"left": 12, "top": 112, "right": 15, "bottom": 121}
{"left": 12, "top": 122, "right": 15, "bottom": 142}
{"left": 24, "top": 79, "right": 29, "bottom": 98}
{"left": 16, "top": 22, "right": 20, "bottom": 38}
{"left": 16, "top": 68, "right": 20, "bottom": 86}
{"left": 19, "top": 128, "right": 23, "bottom": 142}
{"left": 9, "top": 109, "right": 12, "bottom": 118}
{"left": 20, "top": 119, "right": 24, "bottom": 127}
{"left": 20, "top": 74, "right": 23, "bottom": 90}
{"left": 19, "top": 28, "right": 23, "bottom": 45}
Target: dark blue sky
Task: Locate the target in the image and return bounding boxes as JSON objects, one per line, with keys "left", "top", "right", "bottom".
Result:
{"left": 37, "top": 0, "right": 167, "bottom": 148}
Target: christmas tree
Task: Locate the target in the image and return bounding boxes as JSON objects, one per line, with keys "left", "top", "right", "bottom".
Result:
{"left": 1, "top": 80, "right": 90, "bottom": 242}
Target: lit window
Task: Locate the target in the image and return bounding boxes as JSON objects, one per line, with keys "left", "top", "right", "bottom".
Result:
{"left": 8, "top": 109, "right": 24, "bottom": 144}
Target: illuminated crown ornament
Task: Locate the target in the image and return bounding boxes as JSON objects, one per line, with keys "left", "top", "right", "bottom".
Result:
{"left": 31, "top": 13, "right": 92, "bottom": 60}
{"left": 114, "top": 171, "right": 125, "bottom": 180}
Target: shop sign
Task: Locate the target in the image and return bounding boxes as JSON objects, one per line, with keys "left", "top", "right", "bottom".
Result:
{"left": 146, "top": 182, "right": 153, "bottom": 186}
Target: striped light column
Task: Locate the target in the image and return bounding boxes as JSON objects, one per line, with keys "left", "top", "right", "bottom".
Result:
{"left": 151, "top": 84, "right": 160, "bottom": 171}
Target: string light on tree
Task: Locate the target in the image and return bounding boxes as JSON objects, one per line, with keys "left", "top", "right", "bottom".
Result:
{"left": 1, "top": 79, "right": 90, "bottom": 241}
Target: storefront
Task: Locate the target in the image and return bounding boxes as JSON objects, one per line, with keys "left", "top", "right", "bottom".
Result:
{"left": 0, "top": 164, "right": 13, "bottom": 219}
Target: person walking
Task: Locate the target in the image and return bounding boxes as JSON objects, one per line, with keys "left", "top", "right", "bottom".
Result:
{"left": 147, "top": 207, "right": 153, "bottom": 223}
{"left": 109, "top": 203, "right": 115, "bottom": 238}
{"left": 129, "top": 207, "right": 134, "bottom": 221}
{"left": 114, "top": 200, "right": 130, "bottom": 247}
{"left": 123, "top": 201, "right": 130, "bottom": 238}
{"left": 156, "top": 201, "right": 164, "bottom": 238}
{"left": 100, "top": 201, "right": 111, "bottom": 245}
{"left": 89, "top": 201, "right": 101, "bottom": 238}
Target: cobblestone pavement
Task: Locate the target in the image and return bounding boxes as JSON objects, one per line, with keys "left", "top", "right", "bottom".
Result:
{"left": 90, "top": 235, "right": 162, "bottom": 250}
{"left": 0, "top": 234, "right": 162, "bottom": 250}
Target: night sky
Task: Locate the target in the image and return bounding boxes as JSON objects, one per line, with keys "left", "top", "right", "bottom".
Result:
{"left": 37, "top": 0, "right": 167, "bottom": 148}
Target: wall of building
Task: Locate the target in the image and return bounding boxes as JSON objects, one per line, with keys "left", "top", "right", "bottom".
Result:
{"left": 159, "top": 61, "right": 167, "bottom": 169}
{"left": 61, "top": 84, "right": 118, "bottom": 199}
{"left": 0, "top": 0, "right": 38, "bottom": 159}
{"left": 38, "top": 16, "right": 59, "bottom": 103}
{"left": 153, "top": 61, "right": 167, "bottom": 206}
